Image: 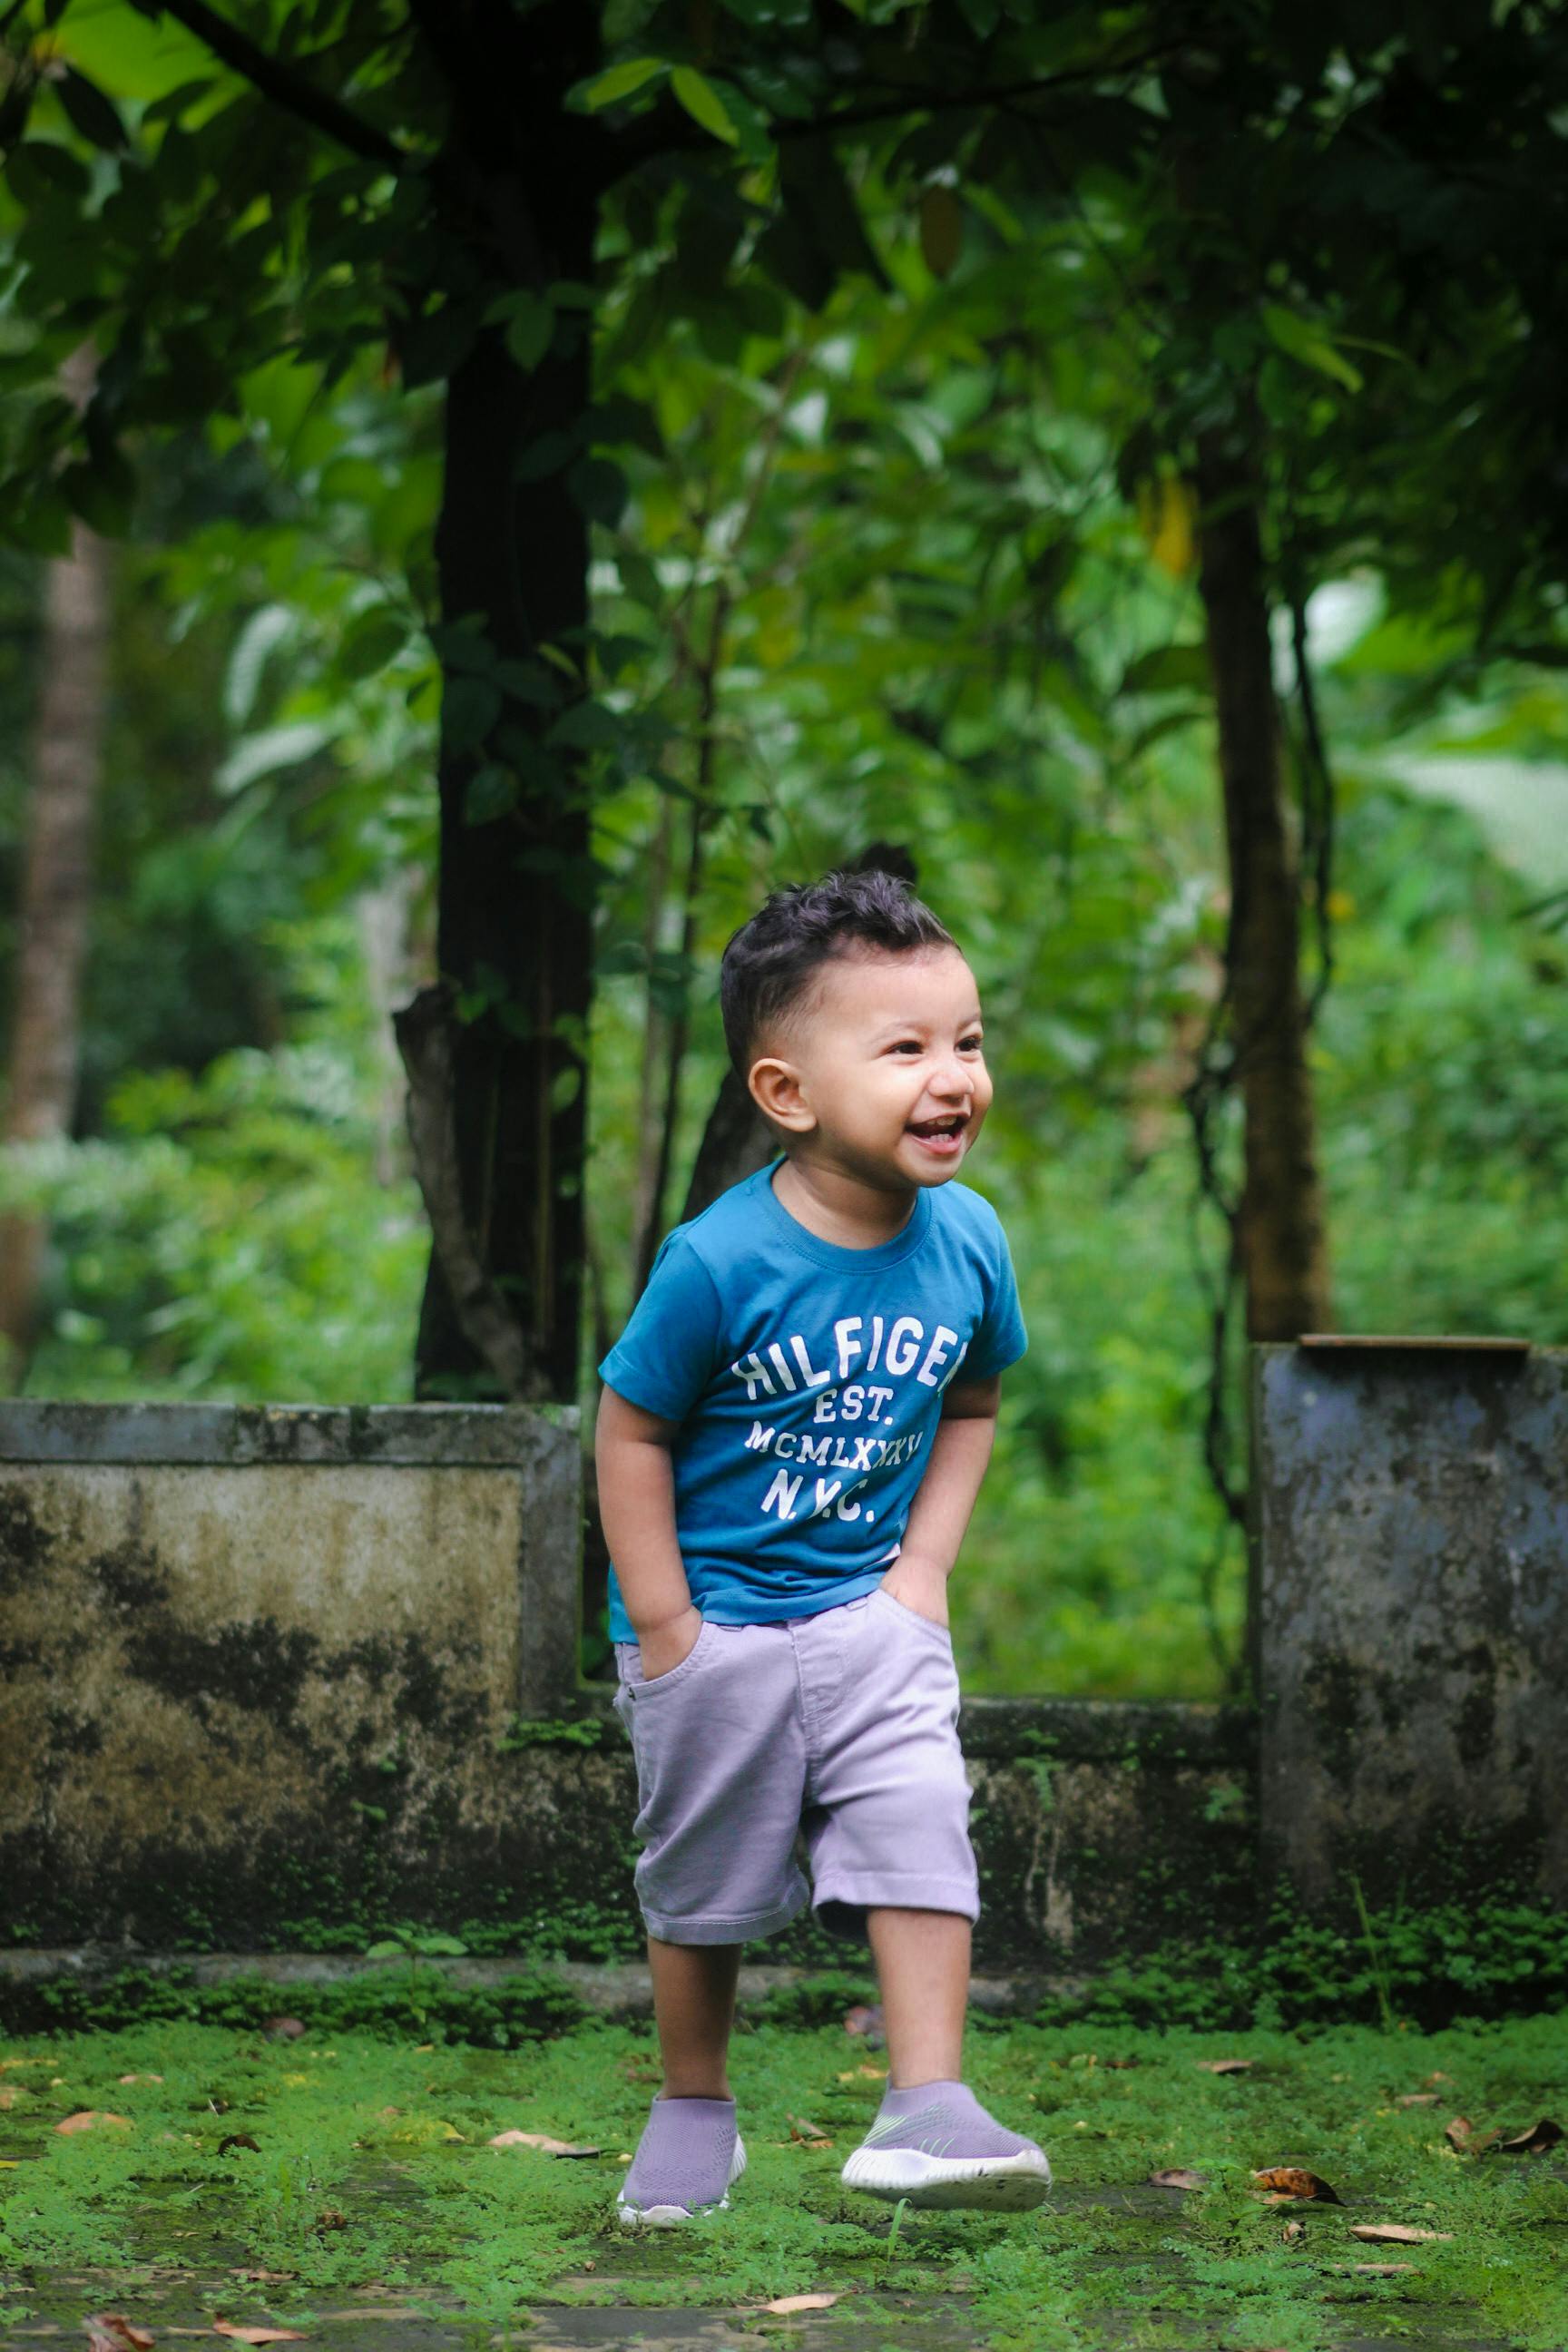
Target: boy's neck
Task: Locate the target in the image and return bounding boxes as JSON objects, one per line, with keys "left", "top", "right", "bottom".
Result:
{"left": 770, "top": 1154, "right": 920, "bottom": 1250}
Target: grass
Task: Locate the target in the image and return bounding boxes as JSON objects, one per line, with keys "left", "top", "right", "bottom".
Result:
{"left": 2, "top": 2006, "right": 1566, "bottom": 2348}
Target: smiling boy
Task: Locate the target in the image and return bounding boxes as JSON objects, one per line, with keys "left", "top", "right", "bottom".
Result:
{"left": 596, "top": 868, "right": 1052, "bottom": 2226}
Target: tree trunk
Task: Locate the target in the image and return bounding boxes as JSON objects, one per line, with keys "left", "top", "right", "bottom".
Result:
{"left": 1192, "top": 433, "right": 1331, "bottom": 1340}
{"left": 409, "top": 4, "right": 599, "bottom": 1406}
{"left": 0, "top": 348, "right": 111, "bottom": 1388}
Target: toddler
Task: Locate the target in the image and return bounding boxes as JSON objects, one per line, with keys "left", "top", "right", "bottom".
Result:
{"left": 595, "top": 868, "right": 1051, "bottom": 2225}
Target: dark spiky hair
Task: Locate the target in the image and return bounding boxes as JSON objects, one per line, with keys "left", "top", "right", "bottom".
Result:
{"left": 719, "top": 867, "right": 957, "bottom": 1079}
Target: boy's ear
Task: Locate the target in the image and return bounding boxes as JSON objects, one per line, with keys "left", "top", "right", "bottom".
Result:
{"left": 748, "top": 1054, "right": 816, "bottom": 1133}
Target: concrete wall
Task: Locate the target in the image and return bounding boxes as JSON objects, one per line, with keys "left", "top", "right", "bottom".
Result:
{"left": 0, "top": 1400, "right": 1255, "bottom": 1970}
{"left": 1251, "top": 1339, "right": 1568, "bottom": 1916}
{"left": 5, "top": 1343, "right": 1563, "bottom": 1981}
{"left": 0, "top": 1403, "right": 583, "bottom": 1949}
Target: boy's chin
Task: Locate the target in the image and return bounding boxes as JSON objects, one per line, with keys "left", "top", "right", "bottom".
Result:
{"left": 899, "top": 1135, "right": 971, "bottom": 1183}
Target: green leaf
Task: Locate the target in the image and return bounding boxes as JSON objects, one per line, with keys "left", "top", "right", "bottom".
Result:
{"left": 492, "top": 289, "right": 554, "bottom": 372}
{"left": 545, "top": 699, "right": 621, "bottom": 751}
{"left": 58, "top": 442, "right": 137, "bottom": 538}
{"left": 54, "top": 65, "right": 129, "bottom": 152}
{"left": 671, "top": 65, "right": 740, "bottom": 145}
{"left": 5, "top": 141, "right": 93, "bottom": 204}
{"left": 1260, "top": 303, "right": 1364, "bottom": 393}
{"left": 1119, "top": 643, "right": 1212, "bottom": 697}
{"left": 580, "top": 56, "right": 668, "bottom": 110}
{"left": 918, "top": 187, "right": 964, "bottom": 279}
{"left": 215, "top": 722, "right": 334, "bottom": 797}
{"left": 444, "top": 675, "right": 503, "bottom": 750}
{"left": 463, "top": 764, "right": 520, "bottom": 825}
{"left": 720, "top": 0, "right": 812, "bottom": 23}
{"left": 398, "top": 300, "right": 481, "bottom": 390}
{"left": 566, "top": 455, "right": 628, "bottom": 528}
{"left": 338, "top": 606, "right": 408, "bottom": 681}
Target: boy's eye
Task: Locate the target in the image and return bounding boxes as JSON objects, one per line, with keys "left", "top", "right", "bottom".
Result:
{"left": 959, "top": 1034, "right": 984, "bottom": 1053}
{"left": 888, "top": 1039, "right": 924, "bottom": 1055}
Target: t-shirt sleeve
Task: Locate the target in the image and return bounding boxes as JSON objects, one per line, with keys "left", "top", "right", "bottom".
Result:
{"left": 597, "top": 1230, "right": 723, "bottom": 1423}
{"left": 963, "top": 1212, "right": 1028, "bottom": 1380}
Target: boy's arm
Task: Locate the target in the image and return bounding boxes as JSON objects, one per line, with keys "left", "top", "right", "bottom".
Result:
{"left": 877, "top": 1374, "right": 1002, "bottom": 1630}
{"left": 594, "top": 1384, "right": 704, "bottom": 1679}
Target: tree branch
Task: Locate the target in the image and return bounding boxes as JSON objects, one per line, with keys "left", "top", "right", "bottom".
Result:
{"left": 597, "top": 44, "right": 1187, "bottom": 184}
{"left": 150, "top": 0, "right": 407, "bottom": 172}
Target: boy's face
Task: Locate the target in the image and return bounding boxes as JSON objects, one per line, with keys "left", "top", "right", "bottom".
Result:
{"left": 749, "top": 945, "right": 993, "bottom": 1192}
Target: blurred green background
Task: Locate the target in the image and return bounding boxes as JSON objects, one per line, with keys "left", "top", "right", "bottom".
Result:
{"left": 3, "top": 2, "right": 1564, "bottom": 1705}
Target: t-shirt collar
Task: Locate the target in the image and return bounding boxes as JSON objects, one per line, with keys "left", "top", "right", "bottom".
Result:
{"left": 750, "top": 1159, "right": 935, "bottom": 1272}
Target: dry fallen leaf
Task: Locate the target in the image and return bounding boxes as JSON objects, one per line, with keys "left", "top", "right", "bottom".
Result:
{"left": 1149, "top": 2167, "right": 1207, "bottom": 2190}
{"left": 1103, "top": 2056, "right": 1140, "bottom": 2069}
{"left": 314, "top": 2207, "right": 348, "bottom": 2232}
{"left": 1351, "top": 2223, "right": 1454, "bottom": 2245}
{"left": 1280, "top": 2219, "right": 1305, "bottom": 2243}
{"left": 1446, "top": 2114, "right": 1501, "bottom": 2156}
{"left": 763, "top": 2293, "right": 839, "bottom": 2314}
{"left": 234, "top": 2269, "right": 299, "bottom": 2284}
{"left": 836, "top": 2065, "right": 887, "bottom": 2082}
{"left": 1251, "top": 2165, "right": 1342, "bottom": 2204}
{"left": 314, "top": 2310, "right": 415, "bottom": 2323}
{"left": 117, "top": 2073, "right": 164, "bottom": 2085}
{"left": 786, "top": 2112, "right": 833, "bottom": 2148}
{"left": 1349, "top": 2261, "right": 1416, "bottom": 2276}
{"left": 218, "top": 2132, "right": 262, "bottom": 2157}
{"left": 84, "top": 2318, "right": 155, "bottom": 2352}
{"left": 211, "top": 2325, "right": 309, "bottom": 2345}
{"left": 1424, "top": 2071, "right": 1451, "bottom": 2085}
{"left": 55, "top": 2110, "right": 131, "bottom": 2135}
{"left": 1496, "top": 2117, "right": 1563, "bottom": 2154}
{"left": 1396, "top": 2093, "right": 1437, "bottom": 2107}
{"left": 262, "top": 2016, "right": 306, "bottom": 2041}
{"left": 488, "top": 2129, "right": 602, "bottom": 2156}
{"left": 1195, "top": 2057, "right": 1253, "bottom": 2074}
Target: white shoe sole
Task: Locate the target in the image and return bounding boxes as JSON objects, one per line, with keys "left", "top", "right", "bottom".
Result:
{"left": 839, "top": 2143, "right": 1053, "bottom": 2210}
{"left": 616, "top": 2134, "right": 748, "bottom": 2228}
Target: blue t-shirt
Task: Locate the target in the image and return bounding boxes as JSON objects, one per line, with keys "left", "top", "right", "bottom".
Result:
{"left": 598, "top": 1162, "right": 1026, "bottom": 1639}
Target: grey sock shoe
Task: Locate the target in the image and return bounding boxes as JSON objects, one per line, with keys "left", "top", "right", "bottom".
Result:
{"left": 616, "top": 2092, "right": 748, "bottom": 2228}
{"left": 840, "top": 2078, "right": 1052, "bottom": 2210}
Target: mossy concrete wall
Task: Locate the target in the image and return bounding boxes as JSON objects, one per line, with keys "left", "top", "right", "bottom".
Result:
{"left": 0, "top": 1403, "right": 583, "bottom": 1951}
{"left": 0, "top": 1400, "right": 1256, "bottom": 1972}
{"left": 7, "top": 1343, "right": 1563, "bottom": 1983}
{"left": 1251, "top": 1339, "right": 1568, "bottom": 1918}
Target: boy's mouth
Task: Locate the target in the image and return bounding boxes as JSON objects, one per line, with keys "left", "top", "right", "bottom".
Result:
{"left": 906, "top": 1112, "right": 969, "bottom": 1156}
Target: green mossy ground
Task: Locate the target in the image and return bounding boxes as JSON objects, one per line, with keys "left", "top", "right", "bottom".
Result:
{"left": 2, "top": 2004, "right": 1565, "bottom": 2350}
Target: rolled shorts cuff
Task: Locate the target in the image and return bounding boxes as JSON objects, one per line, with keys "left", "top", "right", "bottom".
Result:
{"left": 641, "top": 1877, "right": 812, "bottom": 1946}
{"left": 810, "top": 1869, "right": 981, "bottom": 1926}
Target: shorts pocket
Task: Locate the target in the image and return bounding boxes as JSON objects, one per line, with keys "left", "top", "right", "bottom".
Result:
{"left": 872, "top": 1585, "right": 953, "bottom": 1644}
{"left": 626, "top": 1615, "right": 714, "bottom": 1699}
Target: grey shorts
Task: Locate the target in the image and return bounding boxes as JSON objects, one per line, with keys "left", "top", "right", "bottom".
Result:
{"left": 612, "top": 1585, "right": 979, "bottom": 1946}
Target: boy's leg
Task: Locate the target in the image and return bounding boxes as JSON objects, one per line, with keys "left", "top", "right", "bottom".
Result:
{"left": 648, "top": 1934, "right": 741, "bottom": 2095}
{"left": 849, "top": 1903, "right": 1051, "bottom": 2209}
{"left": 867, "top": 1906, "right": 968, "bottom": 2087}
{"left": 800, "top": 1595, "right": 1051, "bottom": 2209}
{"left": 620, "top": 1935, "right": 748, "bottom": 2228}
